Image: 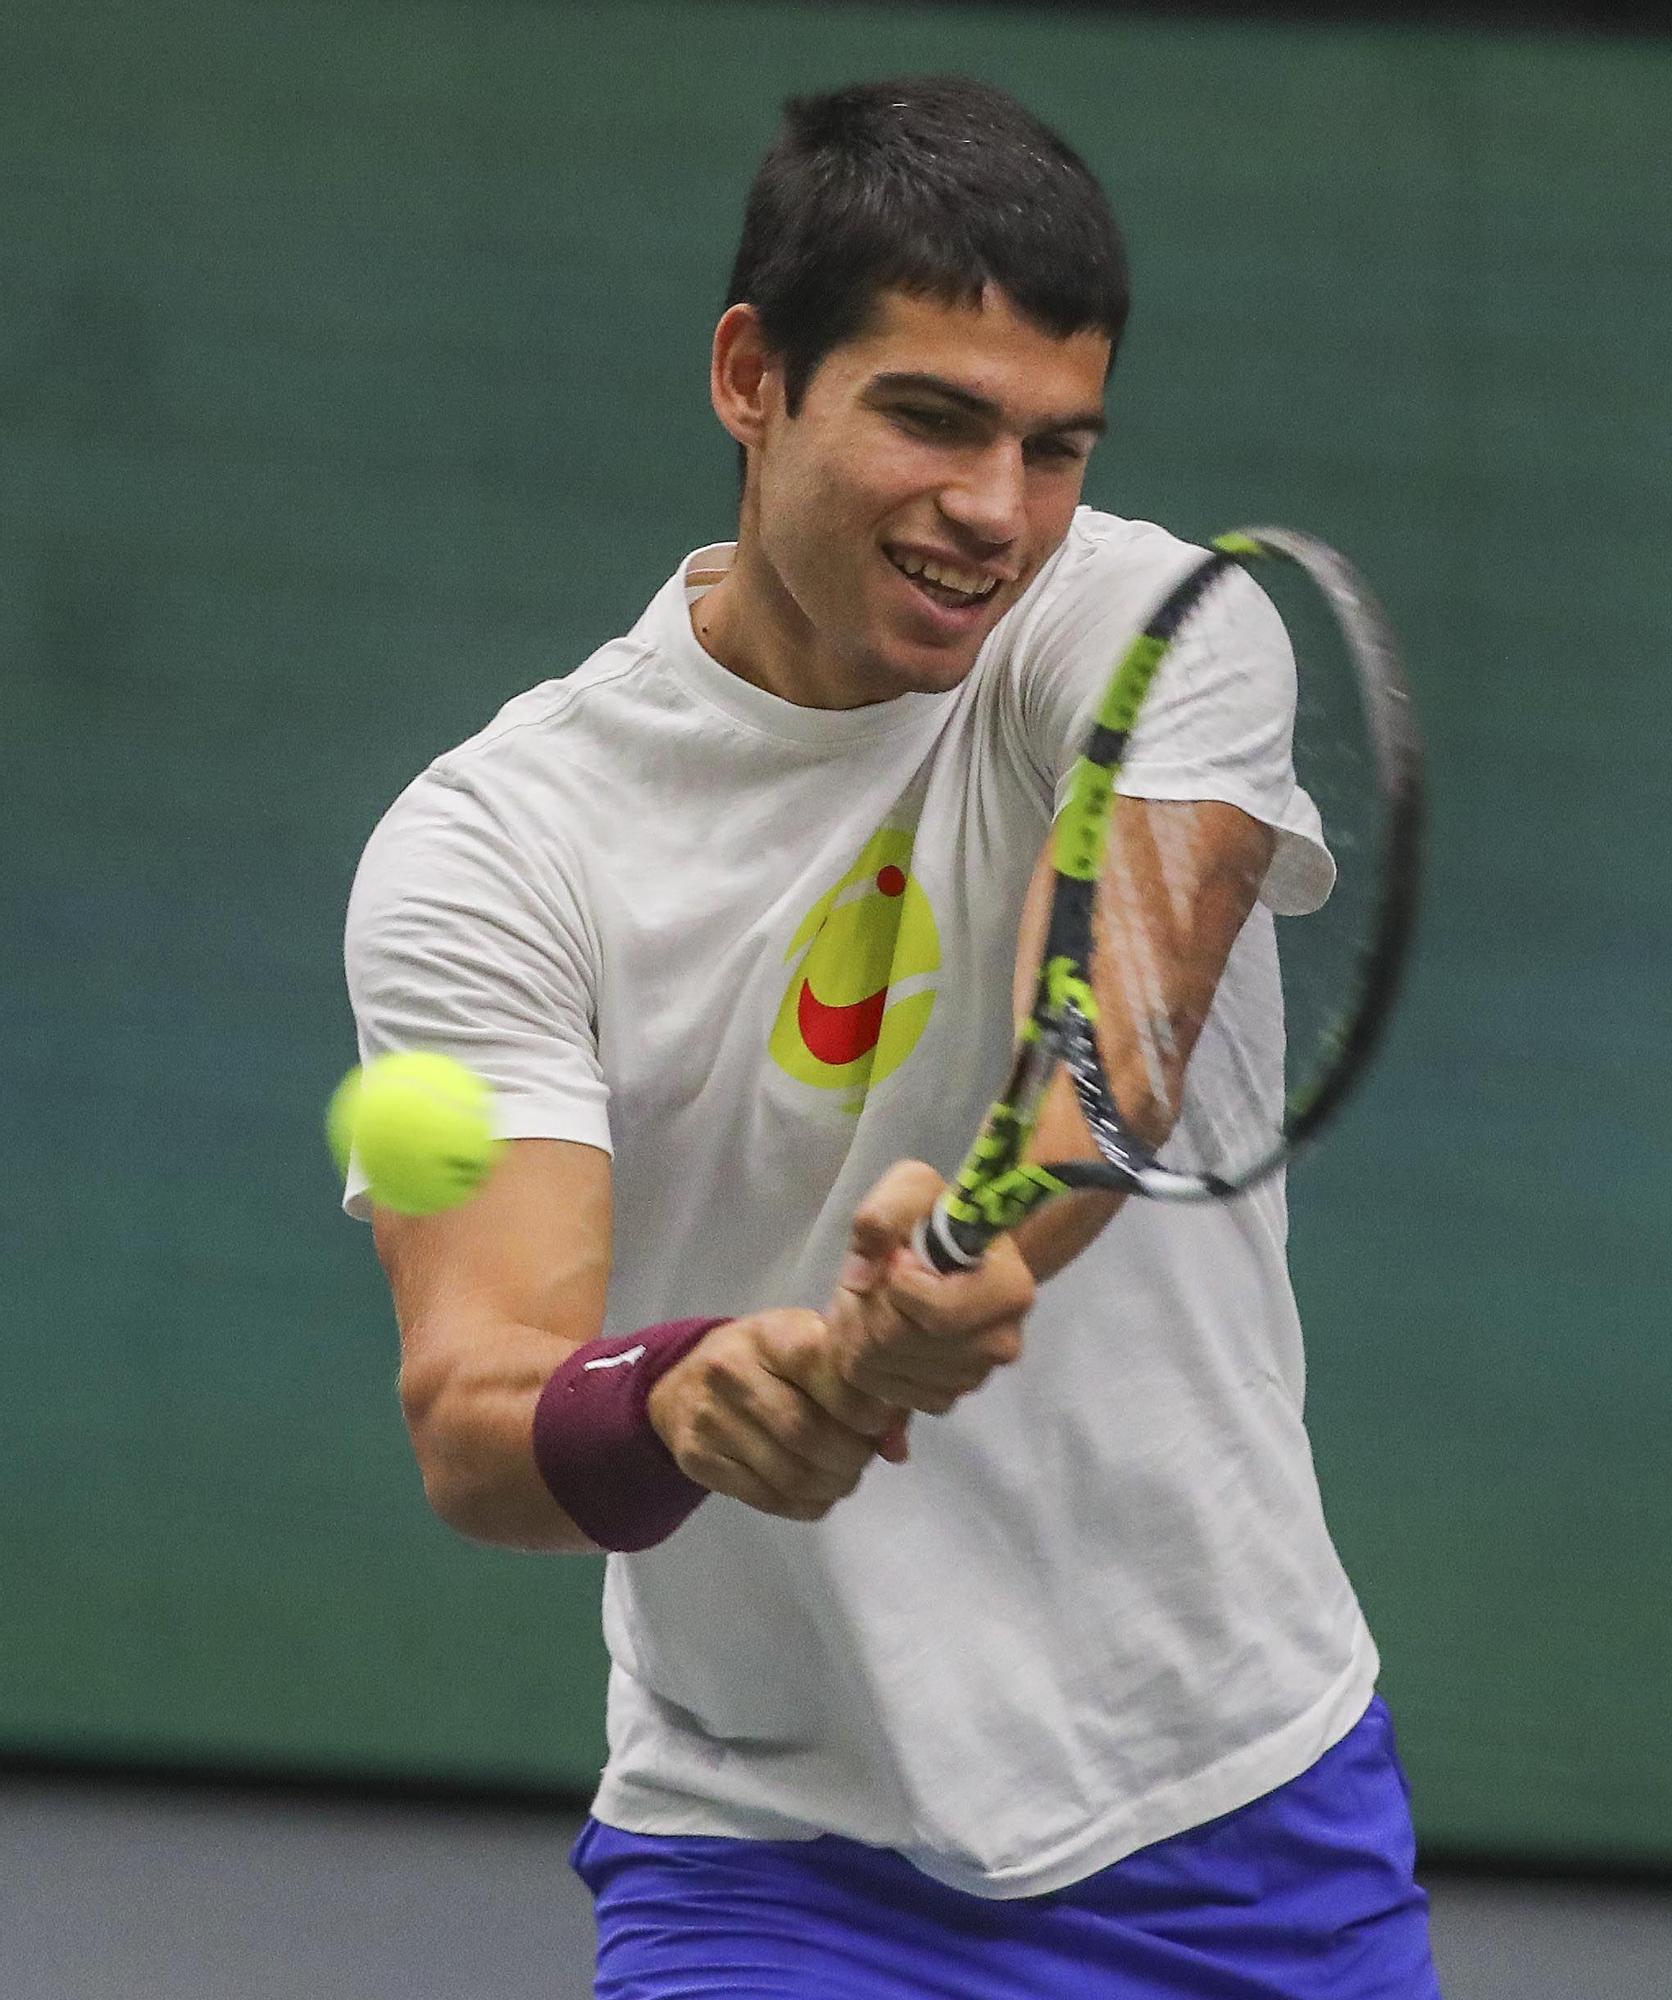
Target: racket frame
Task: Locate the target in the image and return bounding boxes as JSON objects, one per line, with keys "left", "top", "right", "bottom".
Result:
{"left": 918, "top": 527, "right": 1423, "bottom": 1275}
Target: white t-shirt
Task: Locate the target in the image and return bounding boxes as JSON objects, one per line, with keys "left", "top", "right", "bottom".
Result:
{"left": 343, "top": 507, "right": 1378, "bottom": 1899}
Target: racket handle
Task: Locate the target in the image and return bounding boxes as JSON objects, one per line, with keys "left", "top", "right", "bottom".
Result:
{"left": 913, "top": 1200, "right": 988, "bottom": 1275}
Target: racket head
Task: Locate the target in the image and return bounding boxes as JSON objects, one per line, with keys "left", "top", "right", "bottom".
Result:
{"left": 925, "top": 526, "right": 1423, "bottom": 1270}
{"left": 1109, "top": 526, "right": 1424, "bottom": 1199}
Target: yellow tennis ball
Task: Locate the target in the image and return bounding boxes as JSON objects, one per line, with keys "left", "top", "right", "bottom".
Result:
{"left": 326, "top": 1052, "right": 502, "bottom": 1215}
{"left": 325, "top": 1067, "right": 362, "bottom": 1177}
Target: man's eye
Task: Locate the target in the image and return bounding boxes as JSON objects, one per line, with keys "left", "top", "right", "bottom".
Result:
{"left": 896, "top": 408, "right": 962, "bottom": 437}
{"left": 1026, "top": 437, "right": 1085, "bottom": 464}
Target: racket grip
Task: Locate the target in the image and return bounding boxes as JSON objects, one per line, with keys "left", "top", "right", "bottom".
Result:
{"left": 913, "top": 1200, "right": 987, "bottom": 1275}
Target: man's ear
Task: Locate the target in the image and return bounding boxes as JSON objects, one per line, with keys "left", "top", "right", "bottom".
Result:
{"left": 711, "top": 302, "right": 781, "bottom": 453}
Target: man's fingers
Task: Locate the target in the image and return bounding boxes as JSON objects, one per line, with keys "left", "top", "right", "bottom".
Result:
{"left": 683, "top": 1403, "right": 865, "bottom": 1520}
{"left": 731, "top": 1371, "right": 877, "bottom": 1483}
{"left": 692, "top": 1446, "right": 835, "bottom": 1522}
{"left": 843, "top": 1159, "right": 949, "bottom": 1288}
{"left": 877, "top": 1415, "right": 912, "bottom": 1464}
{"left": 648, "top": 1310, "right": 906, "bottom": 1523}
{"left": 845, "top": 1369, "right": 961, "bottom": 1417}
{"left": 844, "top": 1337, "right": 1020, "bottom": 1412}
{"left": 797, "top": 1364, "right": 904, "bottom": 1443}
{"left": 762, "top": 1316, "right": 905, "bottom": 1441}
{"left": 879, "top": 1237, "right": 1036, "bottom": 1335}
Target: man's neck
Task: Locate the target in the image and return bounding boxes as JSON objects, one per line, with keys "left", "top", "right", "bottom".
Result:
{"left": 688, "top": 543, "right": 890, "bottom": 712}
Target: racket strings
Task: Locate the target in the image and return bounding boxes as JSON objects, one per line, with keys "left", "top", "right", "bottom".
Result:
{"left": 1089, "top": 560, "right": 1381, "bottom": 1188}
{"left": 926, "top": 527, "right": 1418, "bottom": 1267}
{"left": 1060, "top": 1007, "right": 1136, "bottom": 1174}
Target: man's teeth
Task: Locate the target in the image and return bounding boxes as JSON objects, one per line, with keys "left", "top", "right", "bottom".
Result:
{"left": 891, "top": 552, "right": 996, "bottom": 599}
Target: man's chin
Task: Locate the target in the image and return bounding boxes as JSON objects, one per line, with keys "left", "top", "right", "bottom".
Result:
{"left": 861, "top": 615, "right": 990, "bottom": 693}
{"left": 897, "top": 658, "right": 980, "bottom": 696}
{"left": 883, "top": 633, "right": 987, "bottom": 695}
{"left": 847, "top": 647, "right": 974, "bottom": 701}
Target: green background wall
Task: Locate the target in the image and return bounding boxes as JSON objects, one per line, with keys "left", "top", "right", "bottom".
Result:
{"left": 4, "top": 0, "right": 1668, "bottom": 1865}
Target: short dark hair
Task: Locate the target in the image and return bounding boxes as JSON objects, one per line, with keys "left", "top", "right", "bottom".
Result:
{"left": 725, "top": 76, "right": 1129, "bottom": 476}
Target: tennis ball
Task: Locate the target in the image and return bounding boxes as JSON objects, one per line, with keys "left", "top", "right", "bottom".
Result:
{"left": 326, "top": 1051, "right": 502, "bottom": 1215}
{"left": 325, "top": 1066, "right": 362, "bottom": 1177}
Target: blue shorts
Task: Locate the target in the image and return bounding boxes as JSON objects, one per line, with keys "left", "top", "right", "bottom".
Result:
{"left": 572, "top": 1696, "right": 1441, "bottom": 1998}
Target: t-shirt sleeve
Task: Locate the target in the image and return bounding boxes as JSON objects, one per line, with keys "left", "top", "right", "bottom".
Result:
{"left": 1010, "top": 526, "right": 1335, "bottom": 917}
{"left": 340, "top": 766, "right": 612, "bottom": 1220}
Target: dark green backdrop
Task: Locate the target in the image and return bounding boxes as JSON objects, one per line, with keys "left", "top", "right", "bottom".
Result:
{"left": 4, "top": 0, "right": 1668, "bottom": 1865}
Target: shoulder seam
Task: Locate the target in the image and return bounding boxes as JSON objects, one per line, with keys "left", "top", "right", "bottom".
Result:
{"left": 437, "top": 637, "right": 660, "bottom": 768}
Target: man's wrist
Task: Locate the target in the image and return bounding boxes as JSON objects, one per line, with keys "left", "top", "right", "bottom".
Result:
{"left": 530, "top": 1319, "right": 729, "bottom": 1553}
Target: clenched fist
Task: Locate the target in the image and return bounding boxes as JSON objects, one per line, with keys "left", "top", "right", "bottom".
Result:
{"left": 825, "top": 1161, "right": 1036, "bottom": 1416}
{"left": 647, "top": 1309, "right": 907, "bottom": 1522}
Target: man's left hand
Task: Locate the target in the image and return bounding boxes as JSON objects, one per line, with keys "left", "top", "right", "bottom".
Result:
{"left": 824, "top": 1161, "right": 1036, "bottom": 1417}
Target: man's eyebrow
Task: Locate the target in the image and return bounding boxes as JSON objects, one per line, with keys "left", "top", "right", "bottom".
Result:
{"left": 867, "top": 371, "right": 1107, "bottom": 437}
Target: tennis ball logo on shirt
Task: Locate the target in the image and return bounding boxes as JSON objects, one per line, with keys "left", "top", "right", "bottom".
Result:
{"left": 769, "top": 828, "right": 940, "bottom": 1112}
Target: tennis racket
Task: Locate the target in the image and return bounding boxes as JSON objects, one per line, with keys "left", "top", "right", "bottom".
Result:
{"left": 917, "top": 526, "right": 1423, "bottom": 1274}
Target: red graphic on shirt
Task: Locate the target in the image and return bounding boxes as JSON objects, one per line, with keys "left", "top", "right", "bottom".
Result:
{"left": 793, "top": 864, "right": 906, "bottom": 1065}
{"left": 770, "top": 830, "right": 938, "bottom": 1109}
{"left": 797, "top": 981, "right": 890, "bottom": 1067}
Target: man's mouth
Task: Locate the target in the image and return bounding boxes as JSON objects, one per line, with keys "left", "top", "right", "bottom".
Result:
{"left": 885, "top": 547, "right": 1000, "bottom": 611}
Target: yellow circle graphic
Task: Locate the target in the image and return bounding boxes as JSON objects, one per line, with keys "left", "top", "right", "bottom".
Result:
{"left": 769, "top": 829, "right": 940, "bottom": 1113}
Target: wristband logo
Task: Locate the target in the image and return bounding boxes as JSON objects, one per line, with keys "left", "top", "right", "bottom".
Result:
{"left": 770, "top": 828, "right": 940, "bottom": 1113}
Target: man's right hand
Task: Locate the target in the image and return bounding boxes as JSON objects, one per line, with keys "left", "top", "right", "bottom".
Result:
{"left": 647, "top": 1310, "right": 908, "bottom": 1523}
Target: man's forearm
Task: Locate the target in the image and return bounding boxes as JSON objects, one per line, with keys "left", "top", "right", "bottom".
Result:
{"left": 1004, "top": 802, "right": 1272, "bottom": 1285}
{"left": 400, "top": 1328, "right": 601, "bottom": 1554}
{"left": 1011, "top": 1183, "right": 1126, "bottom": 1285}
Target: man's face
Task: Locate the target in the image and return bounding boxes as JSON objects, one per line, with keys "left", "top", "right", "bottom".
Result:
{"left": 747, "top": 286, "right": 1110, "bottom": 702}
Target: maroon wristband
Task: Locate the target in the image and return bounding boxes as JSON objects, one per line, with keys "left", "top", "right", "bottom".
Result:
{"left": 531, "top": 1319, "right": 728, "bottom": 1553}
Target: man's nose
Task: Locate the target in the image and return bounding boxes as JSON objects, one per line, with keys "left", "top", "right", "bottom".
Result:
{"left": 938, "top": 438, "right": 1026, "bottom": 549}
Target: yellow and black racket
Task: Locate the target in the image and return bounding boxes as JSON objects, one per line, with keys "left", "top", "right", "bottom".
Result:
{"left": 918, "top": 527, "right": 1423, "bottom": 1274}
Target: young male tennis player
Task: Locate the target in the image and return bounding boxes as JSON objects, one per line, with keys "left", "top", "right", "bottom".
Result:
{"left": 344, "top": 78, "right": 1442, "bottom": 1999}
